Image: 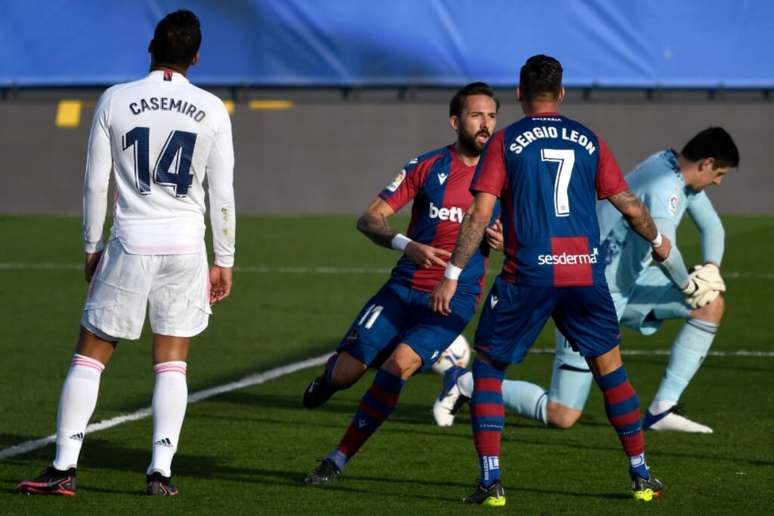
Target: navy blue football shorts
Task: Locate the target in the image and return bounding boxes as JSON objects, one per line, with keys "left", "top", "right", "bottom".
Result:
{"left": 337, "top": 280, "right": 477, "bottom": 372}
{"left": 474, "top": 275, "right": 620, "bottom": 365}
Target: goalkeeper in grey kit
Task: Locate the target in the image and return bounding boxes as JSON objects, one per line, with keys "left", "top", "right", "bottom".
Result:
{"left": 435, "top": 127, "right": 740, "bottom": 434}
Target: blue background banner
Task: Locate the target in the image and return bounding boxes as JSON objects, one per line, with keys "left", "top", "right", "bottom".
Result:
{"left": 1, "top": 0, "right": 771, "bottom": 88}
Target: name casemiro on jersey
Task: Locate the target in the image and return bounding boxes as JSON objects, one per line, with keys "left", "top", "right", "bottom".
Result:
{"left": 129, "top": 96, "right": 207, "bottom": 122}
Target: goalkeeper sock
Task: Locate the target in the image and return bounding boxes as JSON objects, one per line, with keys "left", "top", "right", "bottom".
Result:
{"left": 334, "top": 369, "right": 404, "bottom": 463}
{"left": 652, "top": 319, "right": 717, "bottom": 409}
{"left": 501, "top": 380, "right": 548, "bottom": 424}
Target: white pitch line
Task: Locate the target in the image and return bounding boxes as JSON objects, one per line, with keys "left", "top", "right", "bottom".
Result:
{"left": 0, "top": 262, "right": 772, "bottom": 279}
{"left": 0, "top": 353, "right": 330, "bottom": 461}
{"left": 2, "top": 345, "right": 772, "bottom": 460}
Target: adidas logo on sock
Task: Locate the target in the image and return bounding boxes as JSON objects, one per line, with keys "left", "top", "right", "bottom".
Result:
{"left": 154, "top": 437, "right": 173, "bottom": 447}
{"left": 69, "top": 432, "right": 84, "bottom": 441}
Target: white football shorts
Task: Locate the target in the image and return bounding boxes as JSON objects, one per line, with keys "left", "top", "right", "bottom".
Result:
{"left": 81, "top": 238, "right": 211, "bottom": 341}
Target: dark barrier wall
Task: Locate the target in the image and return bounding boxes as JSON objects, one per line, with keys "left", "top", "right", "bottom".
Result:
{"left": 0, "top": 96, "right": 771, "bottom": 215}
{"left": 1, "top": 0, "right": 772, "bottom": 87}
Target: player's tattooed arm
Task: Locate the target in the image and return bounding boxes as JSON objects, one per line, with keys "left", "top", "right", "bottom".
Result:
{"left": 358, "top": 197, "right": 450, "bottom": 268}
{"left": 608, "top": 189, "right": 671, "bottom": 261}
{"left": 450, "top": 192, "right": 499, "bottom": 268}
{"left": 432, "top": 192, "right": 498, "bottom": 315}
{"left": 356, "top": 197, "right": 398, "bottom": 248}
{"left": 450, "top": 210, "right": 489, "bottom": 269}
{"left": 608, "top": 189, "right": 659, "bottom": 241}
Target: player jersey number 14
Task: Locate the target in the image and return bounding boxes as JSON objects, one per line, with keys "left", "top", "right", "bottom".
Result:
{"left": 540, "top": 148, "right": 575, "bottom": 217}
{"left": 123, "top": 127, "right": 198, "bottom": 198}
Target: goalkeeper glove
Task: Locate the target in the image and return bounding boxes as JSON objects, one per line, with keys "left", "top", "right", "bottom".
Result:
{"left": 682, "top": 263, "right": 725, "bottom": 308}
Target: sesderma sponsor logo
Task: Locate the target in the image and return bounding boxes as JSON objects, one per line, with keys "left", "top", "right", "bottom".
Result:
{"left": 538, "top": 247, "right": 599, "bottom": 265}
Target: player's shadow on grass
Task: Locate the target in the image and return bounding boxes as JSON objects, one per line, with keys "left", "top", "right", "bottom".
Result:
{"left": 205, "top": 391, "right": 436, "bottom": 426}
{"left": 495, "top": 434, "right": 774, "bottom": 468}
{"left": 0, "top": 433, "right": 45, "bottom": 448}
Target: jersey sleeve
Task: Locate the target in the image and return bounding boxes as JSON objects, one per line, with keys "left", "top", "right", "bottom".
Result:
{"left": 82, "top": 89, "right": 114, "bottom": 253}
{"left": 687, "top": 192, "right": 725, "bottom": 265}
{"left": 470, "top": 130, "right": 506, "bottom": 197}
{"left": 652, "top": 216, "right": 690, "bottom": 288}
{"left": 378, "top": 158, "right": 424, "bottom": 212}
{"left": 643, "top": 175, "right": 683, "bottom": 222}
{"left": 206, "top": 106, "right": 236, "bottom": 267}
{"left": 595, "top": 138, "right": 628, "bottom": 199}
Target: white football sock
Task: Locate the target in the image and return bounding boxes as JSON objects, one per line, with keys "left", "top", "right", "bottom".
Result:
{"left": 147, "top": 361, "right": 188, "bottom": 477}
{"left": 53, "top": 354, "right": 105, "bottom": 471}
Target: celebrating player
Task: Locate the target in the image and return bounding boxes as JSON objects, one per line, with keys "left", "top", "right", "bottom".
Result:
{"left": 436, "top": 127, "right": 739, "bottom": 434}
{"left": 17, "top": 10, "right": 235, "bottom": 496}
{"left": 431, "top": 55, "right": 671, "bottom": 505}
{"left": 302, "top": 82, "right": 501, "bottom": 486}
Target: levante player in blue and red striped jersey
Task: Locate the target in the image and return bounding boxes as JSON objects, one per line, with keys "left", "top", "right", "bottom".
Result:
{"left": 302, "top": 83, "right": 501, "bottom": 486}
{"left": 432, "top": 56, "right": 674, "bottom": 505}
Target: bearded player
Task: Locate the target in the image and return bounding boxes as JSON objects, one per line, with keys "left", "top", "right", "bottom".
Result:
{"left": 302, "top": 82, "right": 502, "bottom": 486}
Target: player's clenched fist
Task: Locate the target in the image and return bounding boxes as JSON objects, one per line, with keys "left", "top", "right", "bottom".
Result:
{"left": 209, "top": 265, "right": 233, "bottom": 304}
{"left": 485, "top": 220, "right": 504, "bottom": 251}
{"left": 651, "top": 234, "right": 672, "bottom": 262}
{"left": 431, "top": 277, "right": 457, "bottom": 315}
{"left": 84, "top": 251, "right": 103, "bottom": 282}
{"left": 404, "top": 241, "right": 450, "bottom": 269}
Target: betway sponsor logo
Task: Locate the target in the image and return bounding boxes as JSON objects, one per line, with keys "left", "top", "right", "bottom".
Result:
{"left": 537, "top": 247, "right": 599, "bottom": 265}
{"left": 428, "top": 202, "right": 464, "bottom": 223}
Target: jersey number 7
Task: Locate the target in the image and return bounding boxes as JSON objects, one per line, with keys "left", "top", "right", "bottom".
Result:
{"left": 123, "top": 127, "right": 198, "bottom": 197}
{"left": 540, "top": 148, "right": 575, "bottom": 217}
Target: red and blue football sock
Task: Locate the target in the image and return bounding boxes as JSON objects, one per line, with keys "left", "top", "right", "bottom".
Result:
{"left": 328, "top": 369, "right": 405, "bottom": 470}
{"left": 470, "top": 358, "right": 506, "bottom": 487}
{"left": 594, "top": 366, "right": 650, "bottom": 478}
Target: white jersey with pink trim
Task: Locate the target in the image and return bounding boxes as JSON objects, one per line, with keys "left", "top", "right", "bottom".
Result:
{"left": 82, "top": 69, "right": 235, "bottom": 266}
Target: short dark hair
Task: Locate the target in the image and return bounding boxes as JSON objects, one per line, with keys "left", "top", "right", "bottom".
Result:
{"left": 519, "top": 55, "right": 563, "bottom": 102}
{"left": 449, "top": 82, "right": 500, "bottom": 118}
{"left": 150, "top": 10, "right": 201, "bottom": 66}
{"left": 681, "top": 127, "right": 740, "bottom": 168}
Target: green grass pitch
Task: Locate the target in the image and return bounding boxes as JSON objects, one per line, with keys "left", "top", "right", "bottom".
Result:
{"left": 0, "top": 215, "right": 773, "bottom": 514}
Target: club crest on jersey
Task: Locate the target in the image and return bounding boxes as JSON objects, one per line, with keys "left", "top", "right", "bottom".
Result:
{"left": 437, "top": 172, "right": 448, "bottom": 185}
{"left": 386, "top": 169, "right": 406, "bottom": 192}
{"left": 668, "top": 194, "right": 679, "bottom": 215}
{"left": 490, "top": 295, "right": 499, "bottom": 309}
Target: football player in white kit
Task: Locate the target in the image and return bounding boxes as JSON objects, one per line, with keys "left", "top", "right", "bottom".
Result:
{"left": 17, "top": 10, "right": 235, "bottom": 496}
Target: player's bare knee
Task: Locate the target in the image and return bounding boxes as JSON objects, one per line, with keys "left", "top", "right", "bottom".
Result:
{"left": 76, "top": 327, "right": 117, "bottom": 365}
{"left": 383, "top": 346, "right": 421, "bottom": 380}
{"left": 330, "top": 353, "right": 367, "bottom": 388}
{"left": 692, "top": 293, "right": 724, "bottom": 324}
{"left": 546, "top": 402, "right": 581, "bottom": 429}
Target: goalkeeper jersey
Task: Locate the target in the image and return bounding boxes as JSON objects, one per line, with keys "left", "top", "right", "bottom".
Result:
{"left": 598, "top": 149, "right": 724, "bottom": 294}
{"left": 82, "top": 69, "right": 236, "bottom": 266}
